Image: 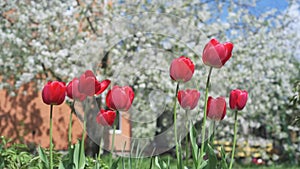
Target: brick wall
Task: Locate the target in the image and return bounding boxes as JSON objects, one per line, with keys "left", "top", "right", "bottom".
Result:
{"left": 0, "top": 82, "right": 83, "bottom": 150}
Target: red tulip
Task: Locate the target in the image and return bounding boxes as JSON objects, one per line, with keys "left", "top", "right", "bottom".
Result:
{"left": 177, "top": 89, "right": 200, "bottom": 110}
{"left": 42, "top": 81, "right": 66, "bottom": 105}
{"left": 206, "top": 96, "right": 226, "bottom": 121}
{"left": 106, "top": 86, "right": 134, "bottom": 112}
{"left": 78, "top": 70, "right": 110, "bottom": 96}
{"left": 170, "top": 56, "right": 195, "bottom": 82}
{"left": 229, "top": 89, "right": 248, "bottom": 110}
{"left": 96, "top": 79, "right": 111, "bottom": 95}
{"left": 96, "top": 109, "right": 116, "bottom": 126}
{"left": 66, "top": 78, "right": 87, "bottom": 101}
{"left": 202, "top": 38, "right": 233, "bottom": 68}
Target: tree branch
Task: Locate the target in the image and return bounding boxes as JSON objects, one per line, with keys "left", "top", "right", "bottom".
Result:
{"left": 76, "top": 0, "right": 99, "bottom": 36}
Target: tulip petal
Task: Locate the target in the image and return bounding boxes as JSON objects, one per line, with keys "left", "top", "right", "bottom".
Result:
{"left": 177, "top": 89, "right": 200, "bottom": 110}
{"left": 67, "top": 78, "right": 87, "bottom": 101}
{"left": 207, "top": 96, "right": 226, "bottom": 121}
{"left": 96, "top": 79, "right": 111, "bottom": 95}
{"left": 78, "top": 70, "right": 102, "bottom": 96}
{"left": 96, "top": 109, "right": 116, "bottom": 126}
{"left": 85, "top": 70, "right": 96, "bottom": 78}
{"left": 237, "top": 92, "right": 248, "bottom": 110}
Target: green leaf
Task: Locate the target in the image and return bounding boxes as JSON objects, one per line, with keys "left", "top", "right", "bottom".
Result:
{"left": 220, "top": 146, "right": 228, "bottom": 169}
{"left": 110, "top": 157, "right": 120, "bottom": 169}
{"left": 27, "top": 166, "right": 41, "bottom": 169}
{"left": 167, "top": 157, "right": 170, "bottom": 169}
{"left": 59, "top": 144, "right": 75, "bottom": 169}
{"left": 37, "top": 146, "right": 49, "bottom": 169}
{"left": 92, "top": 162, "right": 100, "bottom": 169}
{"left": 154, "top": 156, "right": 169, "bottom": 169}
{"left": 177, "top": 142, "right": 183, "bottom": 169}
{"left": 73, "top": 142, "right": 80, "bottom": 169}
{"left": 92, "top": 158, "right": 109, "bottom": 169}
{"left": 199, "top": 160, "right": 208, "bottom": 169}
{"left": 58, "top": 161, "right": 66, "bottom": 169}
{"left": 78, "top": 139, "right": 86, "bottom": 169}
{"left": 154, "top": 156, "right": 162, "bottom": 169}
{"left": 206, "top": 143, "right": 217, "bottom": 169}
{"left": 148, "top": 157, "right": 153, "bottom": 169}
{"left": 189, "top": 124, "right": 199, "bottom": 168}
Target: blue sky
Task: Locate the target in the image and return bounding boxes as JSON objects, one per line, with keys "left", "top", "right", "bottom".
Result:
{"left": 201, "top": 0, "right": 291, "bottom": 24}
{"left": 251, "top": 0, "right": 289, "bottom": 15}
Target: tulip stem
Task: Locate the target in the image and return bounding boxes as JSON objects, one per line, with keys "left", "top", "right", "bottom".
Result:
{"left": 173, "top": 82, "right": 180, "bottom": 166}
{"left": 200, "top": 67, "right": 213, "bottom": 163}
{"left": 68, "top": 101, "right": 75, "bottom": 147}
{"left": 110, "top": 119, "right": 116, "bottom": 166}
{"left": 98, "top": 127, "right": 104, "bottom": 160}
{"left": 185, "top": 110, "right": 189, "bottom": 167}
{"left": 81, "top": 104, "right": 87, "bottom": 164}
{"left": 209, "top": 121, "right": 216, "bottom": 144}
{"left": 49, "top": 104, "right": 53, "bottom": 169}
{"left": 229, "top": 110, "right": 238, "bottom": 169}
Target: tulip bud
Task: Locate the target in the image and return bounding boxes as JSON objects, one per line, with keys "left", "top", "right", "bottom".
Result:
{"left": 229, "top": 89, "right": 248, "bottom": 110}
{"left": 42, "top": 81, "right": 66, "bottom": 105}
{"left": 177, "top": 89, "right": 200, "bottom": 110}
{"left": 170, "top": 56, "right": 195, "bottom": 82}
{"left": 206, "top": 96, "right": 226, "bottom": 121}
{"left": 106, "top": 86, "right": 135, "bottom": 112}
{"left": 202, "top": 38, "right": 233, "bottom": 68}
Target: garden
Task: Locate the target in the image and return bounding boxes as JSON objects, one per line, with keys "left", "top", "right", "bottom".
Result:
{"left": 0, "top": 0, "right": 300, "bottom": 169}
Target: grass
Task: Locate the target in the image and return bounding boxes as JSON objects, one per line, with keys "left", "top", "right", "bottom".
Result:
{"left": 235, "top": 165, "right": 299, "bottom": 169}
{"left": 100, "top": 154, "right": 299, "bottom": 169}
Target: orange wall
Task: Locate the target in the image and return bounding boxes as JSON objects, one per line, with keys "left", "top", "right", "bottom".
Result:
{"left": 107, "top": 112, "right": 131, "bottom": 152}
{"left": 0, "top": 82, "right": 83, "bottom": 150}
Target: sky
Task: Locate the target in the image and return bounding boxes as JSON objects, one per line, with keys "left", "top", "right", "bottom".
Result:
{"left": 254, "top": 0, "right": 289, "bottom": 14}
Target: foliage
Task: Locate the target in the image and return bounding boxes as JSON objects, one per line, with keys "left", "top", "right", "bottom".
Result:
{"left": 289, "top": 80, "right": 300, "bottom": 126}
{"left": 0, "top": 136, "right": 45, "bottom": 169}
{"left": 0, "top": 136, "right": 109, "bottom": 169}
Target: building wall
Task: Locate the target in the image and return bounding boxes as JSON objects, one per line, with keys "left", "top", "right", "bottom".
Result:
{"left": 0, "top": 82, "right": 132, "bottom": 152}
{"left": 0, "top": 82, "right": 83, "bottom": 150}
{"left": 106, "top": 112, "right": 131, "bottom": 153}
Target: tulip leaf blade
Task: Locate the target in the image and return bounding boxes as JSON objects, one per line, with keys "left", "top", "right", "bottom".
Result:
{"left": 220, "top": 146, "right": 229, "bottom": 169}
{"left": 110, "top": 157, "right": 120, "bottom": 169}
{"left": 206, "top": 143, "right": 217, "bottom": 169}
{"left": 37, "top": 146, "right": 49, "bottom": 169}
